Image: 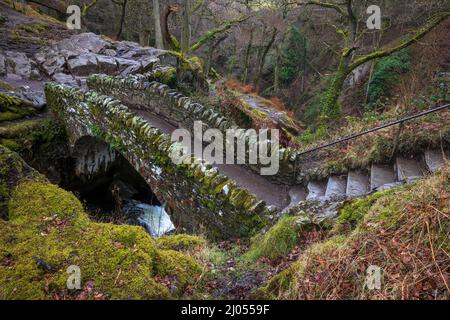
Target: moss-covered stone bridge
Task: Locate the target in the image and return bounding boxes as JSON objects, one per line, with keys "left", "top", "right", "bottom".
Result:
{"left": 45, "top": 81, "right": 286, "bottom": 240}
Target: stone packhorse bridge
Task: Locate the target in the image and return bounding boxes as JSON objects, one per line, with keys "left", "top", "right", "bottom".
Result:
{"left": 45, "top": 82, "right": 277, "bottom": 240}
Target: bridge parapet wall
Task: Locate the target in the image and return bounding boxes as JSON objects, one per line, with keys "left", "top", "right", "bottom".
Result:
{"left": 86, "top": 74, "right": 298, "bottom": 183}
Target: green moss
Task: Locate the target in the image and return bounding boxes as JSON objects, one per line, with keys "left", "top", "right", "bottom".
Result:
{"left": 0, "top": 151, "right": 206, "bottom": 299}
{"left": 154, "top": 250, "right": 202, "bottom": 292}
{"left": 3, "top": 0, "right": 62, "bottom": 24}
{"left": 367, "top": 49, "right": 410, "bottom": 109}
{"left": 243, "top": 215, "right": 302, "bottom": 261}
{"left": 0, "top": 119, "right": 44, "bottom": 139}
{"left": 333, "top": 188, "right": 403, "bottom": 234}
{"left": 17, "top": 22, "right": 49, "bottom": 34}
{"left": 156, "top": 234, "right": 206, "bottom": 251}
{"left": 0, "top": 81, "right": 16, "bottom": 92}
{"left": 0, "top": 93, "right": 36, "bottom": 122}
{"left": 0, "top": 138, "right": 20, "bottom": 151}
{"left": 297, "top": 125, "right": 329, "bottom": 145}
{"left": 0, "top": 145, "right": 46, "bottom": 218}
{"left": 152, "top": 67, "right": 177, "bottom": 86}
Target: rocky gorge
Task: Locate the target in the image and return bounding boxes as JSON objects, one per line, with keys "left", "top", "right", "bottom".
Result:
{"left": 0, "top": 1, "right": 449, "bottom": 301}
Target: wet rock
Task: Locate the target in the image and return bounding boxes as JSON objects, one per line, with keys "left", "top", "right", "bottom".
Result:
{"left": 75, "top": 77, "right": 88, "bottom": 89}
{"left": 17, "top": 86, "right": 46, "bottom": 110}
{"left": 140, "top": 57, "right": 159, "bottom": 72}
{"left": 5, "top": 74, "right": 22, "bottom": 81}
{"left": 67, "top": 53, "right": 98, "bottom": 76}
{"left": 101, "top": 49, "right": 117, "bottom": 57}
{"left": 288, "top": 198, "right": 344, "bottom": 221}
{"left": 29, "top": 68, "right": 42, "bottom": 81}
{"left": 2, "top": 86, "right": 46, "bottom": 111}
{"left": 114, "top": 41, "right": 142, "bottom": 57}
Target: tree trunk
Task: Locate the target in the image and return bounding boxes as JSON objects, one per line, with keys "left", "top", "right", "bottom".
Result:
{"left": 242, "top": 28, "right": 254, "bottom": 85}
{"left": 181, "top": 0, "right": 191, "bottom": 54}
{"left": 322, "top": 11, "right": 450, "bottom": 120}
{"left": 255, "top": 27, "right": 277, "bottom": 92}
{"left": 227, "top": 44, "right": 237, "bottom": 78}
{"left": 116, "top": 0, "right": 128, "bottom": 40}
{"left": 321, "top": 54, "right": 351, "bottom": 119}
{"left": 153, "top": 0, "right": 164, "bottom": 49}
{"left": 206, "top": 35, "right": 227, "bottom": 77}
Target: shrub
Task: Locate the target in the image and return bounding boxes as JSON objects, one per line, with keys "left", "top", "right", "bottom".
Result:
{"left": 367, "top": 49, "right": 410, "bottom": 108}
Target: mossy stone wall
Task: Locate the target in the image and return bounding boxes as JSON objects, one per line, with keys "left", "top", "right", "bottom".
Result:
{"left": 86, "top": 74, "right": 299, "bottom": 183}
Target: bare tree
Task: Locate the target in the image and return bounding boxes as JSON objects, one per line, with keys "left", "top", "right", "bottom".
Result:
{"left": 297, "top": 0, "right": 450, "bottom": 119}
{"left": 153, "top": 0, "right": 164, "bottom": 49}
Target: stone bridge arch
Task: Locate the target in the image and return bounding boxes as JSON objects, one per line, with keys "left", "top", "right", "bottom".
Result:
{"left": 45, "top": 83, "right": 272, "bottom": 240}
{"left": 71, "top": 135, "right": 118, "bottom": 182}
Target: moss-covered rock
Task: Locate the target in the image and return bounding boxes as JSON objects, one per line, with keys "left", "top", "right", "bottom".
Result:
{"left": 156, "top": 234, "right": 206, "bottom": 251}
{"left": 243, "top": 215, "right": 304, "bottom": 261}
{"left": 0, "top": 146, "right": 203, "bottom": 299}
{"left": 0, "top": 145, "right": 46, "bottom": 218}
{"left": 0, "top": 92, "right": 37, "bottom": 122}
{"left": 332, "top": 187, "right": 401, "bottom": 234}
{"left": 154, "top": 250, "right": 202, "bottom": 293}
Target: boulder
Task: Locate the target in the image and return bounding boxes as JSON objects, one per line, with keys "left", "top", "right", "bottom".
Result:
{"left": 35, "top": 49, "right": 65, "bottom": 76}
{"left": 96, "top": 55, "right": 118, "bottom": 74}
{"left": 5, "top": 51, "right": 32, "bottom": 79}
{"left": 116, "top": 57, "right": 142, "bottom": 75}
{"left": 101, "top": 49, "right": 117, "bottom": 57}
{"left": 56, "top": 33, "right": 108, "bottom": 55}
{"left": 140, "top": 56, "right": 159, "bottom": 72}
{"left": 18, "top": 86, "right": 46, "bottom": 110}
{"left": 114, "top": 41, "right": 141, "bottom": 57}
{"left": 67, "top": 53, "right": 98, "bottom": 76}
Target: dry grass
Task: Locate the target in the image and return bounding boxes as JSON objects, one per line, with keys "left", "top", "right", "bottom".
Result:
{"left": 258, "top": 165, "right": 450, "bottom": 300}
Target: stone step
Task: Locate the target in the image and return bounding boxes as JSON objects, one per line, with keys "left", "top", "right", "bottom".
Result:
{"left": 284, "top": 186, "right": 307, "bottom": 211}
{"left": 306, "top": 180, "right": 327, "bottom": 200}
{"left": 325, "top": 175, "right": 347, "bottom": 199}
{"left": 346, "top": 171, "right": 369, "bottom": 197}
{"left": 376, "top": 182, "right": 404, "bottom": 192}
{"left": 396, "top": 157, "right": 426, "bottom": 182}
{"left": 424, "top": 149, "right": 448, "bottom": 173}
{"left": 370, "top": 164, "right": 396, "bottom": 191}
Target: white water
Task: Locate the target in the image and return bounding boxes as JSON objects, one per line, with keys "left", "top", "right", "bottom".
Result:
{"left": 134, "top": 203, "right": 175, "bottom": 237}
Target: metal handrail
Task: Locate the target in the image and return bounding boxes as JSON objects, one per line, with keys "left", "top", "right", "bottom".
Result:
{"left": 296, "top": 103, "right": 450, "bottom": 157}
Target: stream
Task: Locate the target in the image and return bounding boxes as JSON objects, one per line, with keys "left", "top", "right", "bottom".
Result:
{"left": 68, "top": 152, "right": 176, "bottom": 238}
